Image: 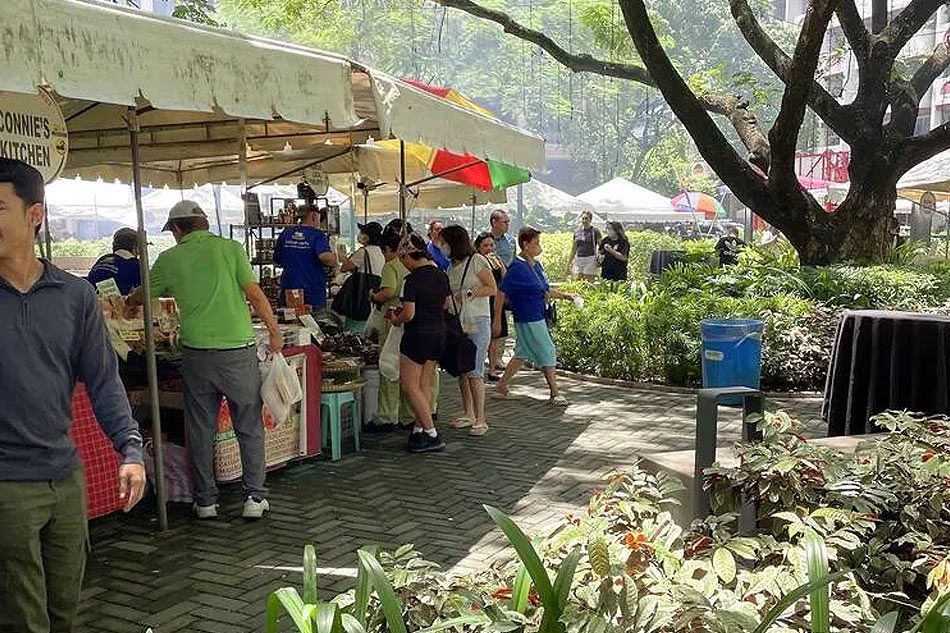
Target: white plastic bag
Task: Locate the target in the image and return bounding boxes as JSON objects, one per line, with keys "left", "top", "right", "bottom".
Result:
{"left": 261, "top": 353, "right": 303, "bottom": 424}
{"left": 459, "top": 296, "right": 479, "bottom": 335}
{"left": 379, "top": 324, "right": 403, "bottom": 382}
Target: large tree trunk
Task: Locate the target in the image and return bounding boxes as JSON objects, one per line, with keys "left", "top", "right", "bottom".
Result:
{"left": 750, "top": 165, "right": 897, "bottom": 265}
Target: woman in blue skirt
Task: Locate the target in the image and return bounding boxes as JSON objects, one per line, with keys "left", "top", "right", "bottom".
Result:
{"left": 493, "top": 226, "right": 578, "bottom": 406}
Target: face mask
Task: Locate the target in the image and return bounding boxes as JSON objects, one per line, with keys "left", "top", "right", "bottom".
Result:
{"left": 442, "top": 243, "right": 451, "bottom": 257}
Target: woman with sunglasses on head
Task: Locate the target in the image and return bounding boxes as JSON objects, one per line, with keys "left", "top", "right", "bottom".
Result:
{"left": 474, "top": 232, "right": 508, "bottom": 381}
{"left": 387, "top": 233, "right": 452, "bottom": 453}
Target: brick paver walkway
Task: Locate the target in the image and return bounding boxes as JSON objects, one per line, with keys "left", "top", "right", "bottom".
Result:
{"left": 78, "top": 374, "right": 823, "bottom": 633}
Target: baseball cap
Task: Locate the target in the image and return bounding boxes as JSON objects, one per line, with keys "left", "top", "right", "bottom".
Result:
{"left": 162, "top": 200, "right": 207, "bottom": 231}
{"left": 357, "top": 221, "right": 383, "bottom": 244}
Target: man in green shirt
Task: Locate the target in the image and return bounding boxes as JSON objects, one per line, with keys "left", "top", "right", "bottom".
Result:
{"left": 130, "top": 201, "right": 281, "bottom": 520}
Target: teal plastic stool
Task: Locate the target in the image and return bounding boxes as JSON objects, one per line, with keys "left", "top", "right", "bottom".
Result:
{"left": 321, "top": 390, "right": 361, "bottom": 461}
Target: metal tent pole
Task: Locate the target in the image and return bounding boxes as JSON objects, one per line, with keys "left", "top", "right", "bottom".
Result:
{"left": 471, "top": 194, "right": 476, "bottom": 234}
{"left": 515, "top": 183, "right": 525, "bottom": 234}
{"left": 398, "top": 140, "right": 407, "bottom": 222}
{"left": 43, "top": 216, "right": 53, "bottom": 260}
{"left": 363, "top": 187, "right": 369, "bottom": 223}
{"left": 128, "top": 108, "right": 168, "bottom": 532}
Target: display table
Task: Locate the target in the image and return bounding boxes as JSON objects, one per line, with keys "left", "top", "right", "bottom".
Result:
{"left": 649, "top": 250, "right": 686, "bottom": 274}
{"left": 70, "top": 385, "right": 124, "bottom": 519}
{"left": 70, "top": 344, "right": 322, "bottom": 518}
{"left": 823, "top": 310, "right": 950, "bottom": 435}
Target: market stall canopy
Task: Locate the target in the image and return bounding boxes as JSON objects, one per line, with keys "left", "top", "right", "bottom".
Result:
{"left": 355, "top": 179, "right": 506, "bottom": 216}
{"left": 898, "top": 149, "right": 950, "bottom": 201}
{"left": 0, "top": 0, "right": 545, "bottom": 187}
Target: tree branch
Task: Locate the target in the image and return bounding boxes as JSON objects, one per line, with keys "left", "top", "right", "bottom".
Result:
{"left": 617, "top": 0, "right": 772, "bottom": 211}
{"left": 728, "top": 0, "right": 856, "bottom": 141}
{"left": 898, "top": 120, "right": 950, "bottom": 169}
{"left": 887, "top": 40, "right": 950, "bottom": 137}
{"left": 882, "top": 0, "right": 944, "bottom": 58}
{"left": 835, "top": 0, "right": 870, "bottom": 60}
{"left": 434, "top": 0, "right": 654, "bottom": 85}
{"left": 911, "top": 40, "right": 950, "bottom": 99}
{"left": 769, "top": 0, "right": 840, "bottom": 180}
{"left": 434, "top": 0, "right": 772, "bottom": 168}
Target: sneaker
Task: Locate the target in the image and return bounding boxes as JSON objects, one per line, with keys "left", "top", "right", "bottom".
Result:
{"left": 364, "top": 420, "right": 396, "bottom": 434}
{"left": 242, "top": 496, "right": 269, "bottom": 519}
{"left": 193, "top": 503, "right": 218, "bottom": 520}
{"left": 407, "top": 431, "right": 426, "bottom": 452}
{"left": 410, "top": 433, "right": 446, "bottom": 453}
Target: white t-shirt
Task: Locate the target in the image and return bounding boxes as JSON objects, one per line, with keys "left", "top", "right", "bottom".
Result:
{"left": 351, "top": 245, "right": 385, "bottom": 276}
{"left": 448, "top": 254, "right": 492, "bottom": 318}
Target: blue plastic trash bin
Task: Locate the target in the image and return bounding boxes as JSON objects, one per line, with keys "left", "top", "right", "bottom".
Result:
{"left": 700, "top": 318, "right": 764, "bottom": 404}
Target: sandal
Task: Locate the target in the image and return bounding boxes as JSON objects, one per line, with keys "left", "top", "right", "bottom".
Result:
{"left": 549, "top": 395, "right": 570, "bottom": 406}
{"left": 469, "top": 424, "right": 489, "bottom": 436}
{"left": 491, "top": 385, "right": 512, "bottom": 399}
{"left": 449, "top": 416, "right": 474, "bottom": 429}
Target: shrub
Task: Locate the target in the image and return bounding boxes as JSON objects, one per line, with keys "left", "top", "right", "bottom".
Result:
{"left": 554, "top": 282, "right": 832, "bottom": 390}
{"left": 308, "top": 413, "right": 950, "bottom": 633}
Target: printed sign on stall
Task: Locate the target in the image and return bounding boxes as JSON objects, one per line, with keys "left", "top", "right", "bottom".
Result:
{"left": 0, "top": 90, "right": 69, "bottom": 183}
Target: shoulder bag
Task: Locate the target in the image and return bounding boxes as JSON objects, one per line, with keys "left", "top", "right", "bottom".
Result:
{"left": 331, "top": 248, "right": 381, "bottom": 321}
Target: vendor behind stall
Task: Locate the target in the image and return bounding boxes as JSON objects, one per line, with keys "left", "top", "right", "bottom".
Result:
{"left": 274, "top": 203, "right": 338, "bottom": 310}
{"left": 128, "top": 200, "right": 282, "bottom": 520}
{"left": 86, "top": 227, "right": 142, "bottom": 295}
{"left": 0, "top": 158, "right": 146, "bottom": 633}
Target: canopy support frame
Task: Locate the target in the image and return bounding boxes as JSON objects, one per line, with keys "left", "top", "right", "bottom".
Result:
{"left": 129, "top": 108, "right": 168, "bottom": 532}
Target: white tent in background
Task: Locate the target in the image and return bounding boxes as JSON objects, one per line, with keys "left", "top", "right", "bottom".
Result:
{"left": 898, "top": 148, "right": 950, "bottom": 201}
{"left": 517, "top": 178, "right": 590, "bottom": 217}
{"left": 45, "top": 178, "right": 140, "bottom": 238}
{"left": 578, "top": 177, "right": 682, "bottom": 223}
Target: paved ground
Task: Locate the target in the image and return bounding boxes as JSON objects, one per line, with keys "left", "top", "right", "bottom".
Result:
{"left": 78, "top": 373, "right": 823, "bottom": 633}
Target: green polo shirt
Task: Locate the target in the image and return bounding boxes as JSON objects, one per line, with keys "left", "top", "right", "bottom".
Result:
{"left": 149, "top": 230, "right": 256, "bottom": 349}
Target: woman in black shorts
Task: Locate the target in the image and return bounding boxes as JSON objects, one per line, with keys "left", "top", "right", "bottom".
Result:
{"left": 387, "top": 232, "right": 451, "bottom": 453}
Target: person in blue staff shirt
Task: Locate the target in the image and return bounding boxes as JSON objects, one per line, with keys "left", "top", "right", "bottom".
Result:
{"left": 86, "top": 227, "right": 143, "bottom": 295}
{"left": 0, "top": 158, "right": 146, "bottom": 633}
{"left": 426, "top": 220, "right": 451, "bottom": 271}
{"left": 274, "top": 203, "right": 338, "bottom": 308}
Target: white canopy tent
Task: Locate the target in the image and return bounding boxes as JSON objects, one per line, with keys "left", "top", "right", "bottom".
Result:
{"left": 898, "top": 149, "right": 950, "bottom": 201}
{"left": 0, "top": 0, "right": 545, "bottom": 531}
{"left": 518, "top": 178, "right": 590, "bottom": 217}
{"left": 578, "top": 177, "right": 682, "bottom": 223}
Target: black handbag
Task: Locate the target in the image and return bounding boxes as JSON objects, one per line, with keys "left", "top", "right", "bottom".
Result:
{"left": 439, "top": 293, "right": 477, "bottom": 377}
{"left": 331, "top": 249, "right": 380, "bottom": 321}
{"left": 544, "top": 301, "right": 558, "bottom": 329}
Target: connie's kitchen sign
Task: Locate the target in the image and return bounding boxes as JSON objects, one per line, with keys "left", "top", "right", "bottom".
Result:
{"left": 0, "top": 90, "right": 68, "bottom": 183}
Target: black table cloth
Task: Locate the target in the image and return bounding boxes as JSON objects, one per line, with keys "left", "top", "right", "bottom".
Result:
{"left": 823, "top": 309, "right": 950, "bottom": 435}
{"left": 649, "top": 250, "right": 687, "bottom": 274}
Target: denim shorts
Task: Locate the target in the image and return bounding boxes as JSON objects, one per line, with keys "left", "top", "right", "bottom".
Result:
{"left": 465, "top": 316, "right": 492, "bottom": 379}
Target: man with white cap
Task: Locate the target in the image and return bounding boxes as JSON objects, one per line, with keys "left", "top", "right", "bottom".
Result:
{"left": 129, "top": 200, "right": 280, "bottom": 519}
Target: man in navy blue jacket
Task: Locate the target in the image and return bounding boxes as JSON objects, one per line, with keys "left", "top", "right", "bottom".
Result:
{"left": 0, "top": 159, "right": 146, "bottom": 633}
{"left": 86, "top": 227, "right": 143, "bottom": 295}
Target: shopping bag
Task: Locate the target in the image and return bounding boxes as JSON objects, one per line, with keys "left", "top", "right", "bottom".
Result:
{"left": 331, "top": 250, "right": 380, "bottom": 320}
{"left": 379, "top": 324, "right": 403, "bottom": 381}
{"left": 459, "top": 297, "right": 479, "bottom": 335}
{"left": 261, "top": 353, "right": 302, "bottom": 424}
{"left": 440, "top": 310, "right": 477, "bottom": 377}
{"left": 363, "top": 305, "right": 386, "bottom": 339}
